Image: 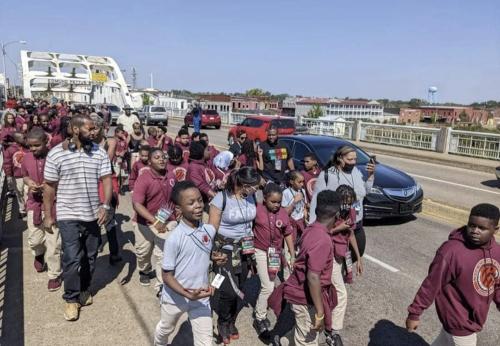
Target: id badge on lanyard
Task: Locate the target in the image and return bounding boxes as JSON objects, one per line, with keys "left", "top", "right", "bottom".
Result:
{"left": 155, "top": 206, "right": 172, "bottom": 224}
{"left": 241, "top": 236, "right": 255, "bottom": 255}
{"left": 267, "top": 247, "right": 281, "bottom": 273}
{"left": 345, "top": 250, "right": 353, "bottom": 275}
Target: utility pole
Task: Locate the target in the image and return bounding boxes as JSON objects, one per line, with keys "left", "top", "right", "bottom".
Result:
{"left": 1, "top": 40, "right": 27, "bottom": 101}
{"left": 150, "top": 73, "right": 154, "bottom": 89}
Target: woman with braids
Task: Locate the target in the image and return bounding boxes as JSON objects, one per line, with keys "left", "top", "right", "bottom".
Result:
{"left": 208, "top": 167, "right": 260, "bottom": 345}
{"left": 309, "top": 145, "right": 376, "bottom": 261}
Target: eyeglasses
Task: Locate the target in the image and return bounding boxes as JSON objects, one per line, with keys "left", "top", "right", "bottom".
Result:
{"left": 239, "top": 136, "right": 247, "bottom": 140}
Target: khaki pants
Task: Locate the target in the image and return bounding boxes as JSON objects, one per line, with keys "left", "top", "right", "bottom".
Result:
{"left": 255, "top": 248, "right": 279, "bottom": 321}
{"left": 10, "top": 177, "right": 26, "bottom": 213}
{"left": 331, "top": 259, "right": 347, "bottom": 330}
{"left": 27, "top": 210, "right": 62, "bottom": 279}
{"left": 291, "top": 304, "right": 319, "bottom": 346}
{"left": 431, "top": 328, "right": 477, "bottom": 346}
{"left": 134, "top": 222, "right": 173, "bottom": 288}
{"left": 154, "top": 302, "right": 212, "bottom": 346}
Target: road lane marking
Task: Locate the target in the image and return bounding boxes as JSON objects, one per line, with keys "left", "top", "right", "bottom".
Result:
{"left": 409, "top": 173, "right": 500, "bottom": 195}
{"left": 364, "top": 254, "right": 400, "bottom": 273}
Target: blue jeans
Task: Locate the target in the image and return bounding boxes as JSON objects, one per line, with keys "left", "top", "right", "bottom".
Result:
{"left": 194, "top": 117, "right": 201, "bottom": 133}
{"left": 58, "top": 220, "right": 101, "bottom": 302}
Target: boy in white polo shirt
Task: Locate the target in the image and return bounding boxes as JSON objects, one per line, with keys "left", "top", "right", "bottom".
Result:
{"left": 154, "top": 181, "right": 226, "bottom": 346}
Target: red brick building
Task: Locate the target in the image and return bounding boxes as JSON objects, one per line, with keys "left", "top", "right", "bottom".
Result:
{"left": 419, "top": 106, "right": 490, "bottom": 124}
{"left": 399, "top": 108, "right": 422, "bottom": 124}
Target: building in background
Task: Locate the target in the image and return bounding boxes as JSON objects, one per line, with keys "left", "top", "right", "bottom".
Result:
{"left": 20, "top": 50, "right": 132, "bottom": 107}
{"left": 281, "top": 96, "right": 297, "bottom": 117}
{"left": 296, "top": 97, "right": 384, "bottom": 121}
{"left": 399, "top": 108, "right": 422, "bottom": 124}
{"left": 198, "top": 94, "right": 232, "bottom": 113}
{"left": 419, "top": 106, "right": 490, "bottom": 124}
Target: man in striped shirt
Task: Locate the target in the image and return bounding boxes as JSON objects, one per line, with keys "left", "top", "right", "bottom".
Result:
{"left": 43, "top": 114, "right": 113, "bottom": 322}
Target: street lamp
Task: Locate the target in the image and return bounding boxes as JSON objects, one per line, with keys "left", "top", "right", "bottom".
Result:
{"left": 1, "top": 40, "right": 27, "bottom": 103}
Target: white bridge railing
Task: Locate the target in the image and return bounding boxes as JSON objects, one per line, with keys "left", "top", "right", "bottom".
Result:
{"left": 448, "top": 130, "right": 500, "bottom": 160}
{"left": 166, "top": 109, "right": 499, "bottom": 161}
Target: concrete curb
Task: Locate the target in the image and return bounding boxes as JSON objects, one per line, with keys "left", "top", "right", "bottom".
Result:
{"left": 421, "top": 198, "right": 469, "bottom": 227}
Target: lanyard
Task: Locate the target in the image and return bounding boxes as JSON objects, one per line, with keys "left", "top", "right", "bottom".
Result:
{"left": 339, "top": 169, "right": 355, "bottom": 189}
{"left": 236, "top": 196, "right": 252, "bottom": 235}
{"left": 266, "top": 208, "right": 277, "bottom": 248}
{"left": 188, "top": 225, "right": 212, "bottom": 255}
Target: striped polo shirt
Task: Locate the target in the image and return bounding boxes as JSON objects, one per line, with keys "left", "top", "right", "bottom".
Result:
{"left": 44, "top": 143, "right": 112, "bottom": 221}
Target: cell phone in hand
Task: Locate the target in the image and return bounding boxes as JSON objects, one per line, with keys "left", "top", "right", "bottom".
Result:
{"left": 369, "top": 155, "right": 376, "bottom": 164}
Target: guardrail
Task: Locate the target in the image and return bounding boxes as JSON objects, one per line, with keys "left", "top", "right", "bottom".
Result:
{"left": 300, "top": 118, "right": 354, "bottom": 139}
{"left": 448, "top": 130, "right": 500, "bottom": 160}
{"left": 359, "top": 123, "right": 440, "bottom": 151}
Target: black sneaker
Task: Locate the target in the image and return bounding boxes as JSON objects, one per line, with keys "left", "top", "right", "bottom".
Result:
{"left": 270, "top": 334, "right": 281, "bottom": 346}
{"left": 139, "top": 271, "right": 151, "bottom": 286}
{"left": 325, "top": 331, "right": 344, "bottom": 346}
{"left": 263, "top": 318, "right": 271, "bottom": 330}
{"left": 229, "top": 322, "right": 239, "bottom": 340}
{"left": 217, "top": 322, "right": 230, "bottom": 345}
{"left": 253, "top": 318, "right": 268, "bottom": 336}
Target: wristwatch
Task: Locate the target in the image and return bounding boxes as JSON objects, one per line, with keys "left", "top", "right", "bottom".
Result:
{"left": 100, "top": 204, "right": 111, "bottom": 211}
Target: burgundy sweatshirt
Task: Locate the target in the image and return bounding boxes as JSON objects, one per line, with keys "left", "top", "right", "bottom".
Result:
{"left": 186, "top": 159, "right": 214, "bottom": 201}
{"left": 408, "top": 227, "right": 500, "bottom": 336}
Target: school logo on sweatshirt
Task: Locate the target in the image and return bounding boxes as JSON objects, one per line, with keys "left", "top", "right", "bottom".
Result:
{"left": 472, "top": 258, "right": 500, "bottom": 297}
{"left": 173, "top": 167, "right": 187, "bottom": 182}
{"left": 12, "top": 150, "right": 25, "bottom": 168}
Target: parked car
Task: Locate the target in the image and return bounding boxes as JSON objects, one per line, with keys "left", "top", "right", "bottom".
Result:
{"left": 496, "top": 166, "right": 500, "bottom": 180}
{"left": 139, "top": 105, "right": 168, "bottom": 126}
{"left": 184, "top": 109, "right": 221, "bottom": 129}
{"left": 279, "top": 134, "right": 424, "bottom": 219}
{"left": 95, "top": 103, "right": 123, "bottom": 125}
{"left": 227, "top": 115, "right": 295, "bottom": 146}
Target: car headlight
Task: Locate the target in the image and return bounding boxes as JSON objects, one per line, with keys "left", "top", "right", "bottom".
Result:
{"left": 369, "top": 186, "right": 384, "bottom": 195}
{"left": 415, "top": 183, "right": 422, "bottom": 192}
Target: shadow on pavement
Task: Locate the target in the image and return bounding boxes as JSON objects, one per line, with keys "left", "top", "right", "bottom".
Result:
{"left": 364, "top": 215, "right": 417, "bottom": 227}
{"left": 0, "top": 197, "right": 25, "bottom": 346}
{"left": 171, "top": 320, "right": 194, "bottom": 345}
{"left": 368, "top": 319, "right": 428, "bottom": 346}
{"left": 481, "top": 179, "right": 499, "bottom": 189}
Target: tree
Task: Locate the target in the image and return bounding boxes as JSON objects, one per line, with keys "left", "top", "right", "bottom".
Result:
{"left": 409, "top": 98, "right": 424, "bottom": 108}
{"left": 307, "top": 104, "right": 323, "bottom": 118}
{"left": 245, "top": 88, "right": 266, "bottom": 97}
{"left": 458, "top": 110, "right": 468, "bottom": 122}
{"left": 142, "top": 93, "right": 153, "bottom": 106}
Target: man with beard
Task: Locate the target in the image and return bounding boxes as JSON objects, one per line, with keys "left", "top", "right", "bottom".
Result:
{"left": 43, "top": 114, "right": 113, "bottom": 321}
{"left": 257, "top": 126, "right": 294, "bottom": 187}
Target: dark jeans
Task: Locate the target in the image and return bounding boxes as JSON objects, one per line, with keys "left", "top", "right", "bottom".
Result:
{"left": 212, "top": 249, "right": 250, "bottom": 326}
{"left": 59, "top": 220, "right": 101, "bottom": 302}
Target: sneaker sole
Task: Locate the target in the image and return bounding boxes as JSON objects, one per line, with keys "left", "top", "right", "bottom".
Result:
{"left": 139, "top": 281, "right": 151, "bottom": 286}
{"left": 48, "top": 285, "right": 62, "bottom": 292}
{"left": 64, "top": 313, "right": 79, "bottom": 321}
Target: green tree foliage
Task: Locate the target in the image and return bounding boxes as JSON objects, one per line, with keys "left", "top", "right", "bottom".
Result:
{"left": 307, "top": 104, "right": 323, "bottom": 118}
{"left": 142, "top": 93, "right": 153, "bottom": 106}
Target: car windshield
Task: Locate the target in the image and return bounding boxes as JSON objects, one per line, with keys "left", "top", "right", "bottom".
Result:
{"left": 107, "top": 105, "right": 121, "bottom": 112}
{"left": 271, "top": 118, "right": 295, "bottom": 129}
{"left": 151, "top": 107, "right": 166, "bottom": 112}
{"left": 204, "top": 110, "right": 218, "bottom": 115}
{"left": 315, "top": 143, "right": 371, "bottom": 165}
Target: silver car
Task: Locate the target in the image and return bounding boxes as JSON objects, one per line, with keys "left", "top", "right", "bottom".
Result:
{"left": 140, "top": 105, "right": 168, "bottom": 126}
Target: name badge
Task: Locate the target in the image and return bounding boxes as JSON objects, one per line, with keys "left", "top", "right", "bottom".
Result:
{"left": 241, "top": 236, "right": 255, "bottom": 255}
{"left": 211, "top": 273, "right": 225, "bottom": 289}
{"left": 268, "top": 251, "right": 281, "bottom": 273}
{"left": 156, "top": 207, "right": 172, "bottom": 224}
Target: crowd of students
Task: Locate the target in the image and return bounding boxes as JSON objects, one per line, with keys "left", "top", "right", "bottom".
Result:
{"left": 0, "top": 97, "right": 499, "bottom": 346}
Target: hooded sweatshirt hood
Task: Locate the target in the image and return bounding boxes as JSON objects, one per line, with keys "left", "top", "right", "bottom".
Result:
{"left": 408, "top": 227, "right": 500, "bottom": 336}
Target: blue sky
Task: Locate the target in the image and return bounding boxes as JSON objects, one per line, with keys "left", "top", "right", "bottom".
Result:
{"left": 1, "top": 0, "right": 499, "bottom": 104}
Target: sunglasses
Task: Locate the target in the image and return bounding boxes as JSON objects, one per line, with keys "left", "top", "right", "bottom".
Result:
{"left": 239, "top": 136, "right": 247, "bottom": 140}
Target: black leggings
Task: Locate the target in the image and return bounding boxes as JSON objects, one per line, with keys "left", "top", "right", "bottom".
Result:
{"left": 212, "top": 249, "right": 250, "bottom": 325}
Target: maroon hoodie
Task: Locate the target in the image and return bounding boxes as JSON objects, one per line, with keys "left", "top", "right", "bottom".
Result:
{"left": 408, "top": 227, "right": 500, "bottom": 336}
{"left": 186, "top": 159, "right": 214, "bottom": 201}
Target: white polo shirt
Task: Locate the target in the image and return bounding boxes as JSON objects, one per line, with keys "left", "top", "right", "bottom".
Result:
{"left": 117, "top": 113, "right": 140, "bottom": 134}
{"left": 161, "top": 220, "right": 216, "bottom": 307}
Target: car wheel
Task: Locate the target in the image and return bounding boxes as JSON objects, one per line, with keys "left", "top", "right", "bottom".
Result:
{"left": 228, "top": 135, "right": 235, "bottom": 146}
{"left": 350, "top": 226, "right": 366, "bottom": 263}
{"left": 215, "top": 124, "right": 221, "bottom": 129}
